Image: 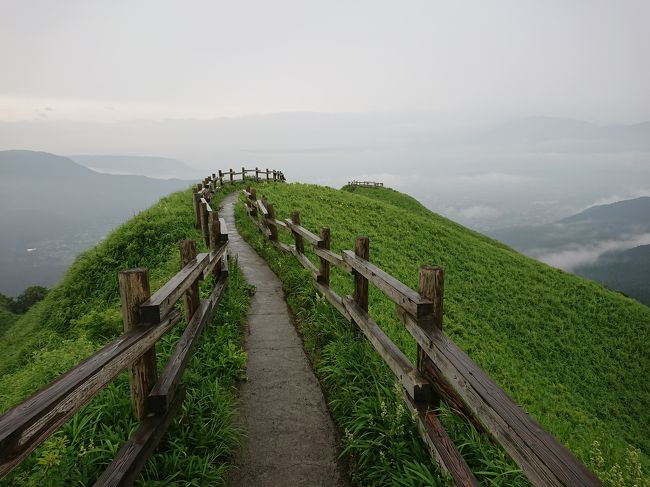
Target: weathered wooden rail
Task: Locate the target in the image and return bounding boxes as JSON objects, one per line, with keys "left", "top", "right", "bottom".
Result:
{"left": 241, "top": 187, "right": 603, "bottom": 487}
{"left": 347, "top": 180, "right": 384, "bottom": 187}
{"left": 0, "top": 169, "right": 284, "bottom": 485}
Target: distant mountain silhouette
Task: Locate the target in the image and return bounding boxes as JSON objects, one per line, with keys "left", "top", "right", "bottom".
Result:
{"left": 490, "top": 197, "right": 650, "bottom": 252}
{"left": 490, "top": 196, "right": 650, "bottom": 306}
{"left": 69, "top": 154, "right": 199, "bottom": 179}
{"left": 0, "top": 150, "right": 192, "bottom": 295}
{"left": 577, "top": 245, "right": 650, "bottom": 306}
{"left": 469, "top": 116, "right": 650, "bottom": 153}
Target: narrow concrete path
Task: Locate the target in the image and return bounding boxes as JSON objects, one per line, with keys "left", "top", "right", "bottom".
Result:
{"left": 222, "top": 192, "right": 346, "bottom": 487}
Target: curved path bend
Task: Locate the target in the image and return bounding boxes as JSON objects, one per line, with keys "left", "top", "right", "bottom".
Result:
{"left": 222, "top": 192, "right": 346, "bottom": 487}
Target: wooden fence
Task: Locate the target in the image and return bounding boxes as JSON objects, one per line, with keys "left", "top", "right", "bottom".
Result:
{"left": 348, "top": 180, "right": 384, "bottom": 187}
{"left": 241, "top": 187, "right": 603, "bottom": 487}
{"left": 0, "top": 169, "right": 284, "bottom": 485}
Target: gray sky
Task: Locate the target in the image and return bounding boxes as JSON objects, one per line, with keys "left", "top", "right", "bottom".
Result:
{"left": 1, "top": 0, "right": 649, "bottom": 123}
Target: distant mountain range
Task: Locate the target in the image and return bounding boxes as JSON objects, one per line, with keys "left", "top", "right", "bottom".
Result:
{"left": 459, "top": 116, "right": 650, "bottom": 153}
{"left": 0, "top": 150, "right": 192, "bottom": 295}
{"left": 69, "top": 155, "right": 200, "bottom": 179}
{"left": 490, "top": 197, "right": 650, "bottom": 306}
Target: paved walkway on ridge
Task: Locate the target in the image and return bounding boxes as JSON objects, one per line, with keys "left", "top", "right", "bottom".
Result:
{"left": 222, "top": 192, "right": 347, "bottom": 487}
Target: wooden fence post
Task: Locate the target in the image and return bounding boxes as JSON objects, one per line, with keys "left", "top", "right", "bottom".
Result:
{"left": 419, "top": 266, "right": 444, "bottom": 331}
{"left": 192, "top": 186, "right": 200, "bottom": 229}
{"left": 417, "top": 265, "right": 444, "bottom": 405}
{"left": 266, "top": 168, "right": 270, "bottom": 182}
{"left": 267, "top": 202, "right": 278, "bottom": 242}
{"left": 250, "top": 188, "right": 258, "bottom": 217}
{"left": 208, "top": 212, "right": 222, "bottom": 281}
{"left": 354, "top": 236, "right": 369, "bottom": 312}
{"left": 119, "top": 268, "right": 157, "bottom": 420}
{"left": 318, "top": 227, "right": 331, "bottom": 286}
{"left": 227, "top": 168, "right": 232, "bottom": 184}
{"left": 179, "top": 240, "right": 200, "bottom": 322}
{"left": 242, "top": 166, "right": 246, "bottom": 182}
{"left": 218, "top": 170, "right": 223, "bottom": 186}
{"left": 291, "top": 212, "right": 304, "bottom": 253}
{"left": 200, "top": 200, "right": 210, "bottom": 247}
{"left": 255, "top": 166, "right": 260, "bottom": 182}
{"left": 193, "top": 184, "right": 202, "bottom": 229}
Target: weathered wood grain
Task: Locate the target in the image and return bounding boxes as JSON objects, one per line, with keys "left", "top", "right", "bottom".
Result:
{"left": 220, "top": 247, "right": 229, "bottom": 277}
{"left": 402, "top": 392, "right": 479, "bottom": 487}
{"left": 398, "top": 311, "right": 603, "bottom": 486}
{"left": 179, "top": 240, "right": 200, "bottom": 323}
{"left": 200, "top": 199, "right": 210, "bottom": 246}
{"left": 0, "top": 310, "right": 181, "bottom": 479}
{"left": 314, "top": 282, "right": 351, "bottom": 320}
{"left": 140, "top": 253, "right": 209, "bottom": 323}
{"left": 342, "top": 250, "right": 433, "bottom": 319}
{"left": 202, "top": 243, "right": 228, "bottom": 279}
{"left": 119, "top": 269, "right": 157, "bottom": 421}
{"left": 342, "top": 297, "right": 432, "bottom": 402}
{"left": 256, "top": 199, "right": 269, "bottom": 217}
{"left": 266, "top": 203, "right": 279, "bottom": 241}
{"left": 353, "top": 237, "right": 369, "bottom": 312}
{"left": 147, "top": 275, "right": 227, "bottom": 414}
{"left": 208, "top": 211, "right": 221, "bottom": 252}
{"left": 289, "top": 246, "right": 320, "bottom": 280}
{"left": 291, "top": 212, "right": 305, "bottom": 253}
{"left": 318, "top": 227, "right": 330, "bottom": 285}
{"left": 93, "top": 384, "right": 186, "bottom": 487}
{"left": 219, "top": 217, "right": 228, "bottom": 242}
{"left": 284, "top": 219, "right": 324, "bottom": 247}
{"left": 313, "top": 246, "right": 352, "bottom": 273}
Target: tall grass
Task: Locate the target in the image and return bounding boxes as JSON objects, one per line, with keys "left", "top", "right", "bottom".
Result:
{"left": 235, "top": 182, "right": 650, "bottom": 486}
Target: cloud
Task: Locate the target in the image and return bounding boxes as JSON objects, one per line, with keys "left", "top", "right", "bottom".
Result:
{"left": 447, "top": 172, "right": 537, "bottom": 186}
{"left": 537, "top": 232, "right": 650, "bottom": 271}
{"left": 583, "top": 189, "right": 650, "bottom": 210}
{"left": 444, "top": 205, "right": 503, "bottom": 220}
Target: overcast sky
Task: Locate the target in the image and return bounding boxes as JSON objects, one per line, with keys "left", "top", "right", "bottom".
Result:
{"left": 1, "top": 0, "right": 649, "bottom": 123}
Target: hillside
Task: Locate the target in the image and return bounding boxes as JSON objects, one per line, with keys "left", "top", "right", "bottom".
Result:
{"left": 0, "top": 150, "right": 192, "bottom": 296}
{"left": 236, "top": 183, "right": 649, "bottom": 484}
{"left": 0, "top": 185, "right": 250, "bottom": 485}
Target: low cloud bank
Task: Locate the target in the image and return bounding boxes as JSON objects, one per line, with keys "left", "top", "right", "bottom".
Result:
{"left": 537, "top": 233, "right": 650, "bottom": 271}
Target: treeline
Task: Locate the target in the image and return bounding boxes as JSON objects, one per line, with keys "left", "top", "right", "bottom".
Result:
{"left": 0, "top": 286, "right": 48, "bottom": 314}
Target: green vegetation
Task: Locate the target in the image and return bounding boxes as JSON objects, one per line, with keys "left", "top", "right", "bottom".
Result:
{"left": 236, "top": 183, "right": 650, "bottom": 486}
{"left": 0, "top": 185, "right": 249, "bottom": 485}
{"left": 0, "top": 294, "right": 18, "bottom": 337}
{"left": 0, "top": 286, "right": 49, "bottom": 316}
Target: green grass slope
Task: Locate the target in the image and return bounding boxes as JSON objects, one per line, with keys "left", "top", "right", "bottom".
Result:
{"left": 236, "top": 182, "right": 649, "bottom": 486}
{"left": 341, "top": 185, "right": 431, "bottom": 216}
{"left": 0, "top": 185, "right": 250, "bottom": 485}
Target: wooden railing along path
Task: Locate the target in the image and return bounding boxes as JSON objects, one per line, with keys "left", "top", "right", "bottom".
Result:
{"left": 348, "top": 180, "right": 384, "bottom": 187}
{"left": 0, "top": 169, "right": 284, "bottom": 485}
{"left": 241, "top": 186, "right": 603, "bottom": 487}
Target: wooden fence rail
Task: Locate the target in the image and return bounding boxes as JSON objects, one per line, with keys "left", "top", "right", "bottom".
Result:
{"left": 241, "top": 187, "right": 603, "bottom": 487}
{"left": 0, "top": 169, "right": 284, "bottom": 485}
{"left": 348, "top": 180, "right": 384, "bottom": 187}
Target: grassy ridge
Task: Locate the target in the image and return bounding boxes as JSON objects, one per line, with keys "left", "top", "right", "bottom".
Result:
{"left": 236, "top": 183, "right": 649, "bottom": 486}
{"left": 0, "top": 185, "right": 249, "bottom": 485}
